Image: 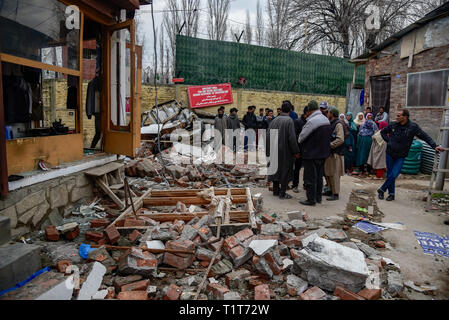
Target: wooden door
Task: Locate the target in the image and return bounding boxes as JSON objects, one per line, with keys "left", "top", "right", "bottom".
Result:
{"left": 103, "top": 20, "right": 141, "bottom": 157}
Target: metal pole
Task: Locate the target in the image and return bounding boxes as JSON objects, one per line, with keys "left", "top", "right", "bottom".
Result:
{"left": 435, "top": 79, "right": 449, "bottom": 190}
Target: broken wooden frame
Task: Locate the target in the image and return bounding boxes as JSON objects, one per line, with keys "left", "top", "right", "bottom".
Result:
{"left": 110, "top": 187, "right": 258, "bottom": 233}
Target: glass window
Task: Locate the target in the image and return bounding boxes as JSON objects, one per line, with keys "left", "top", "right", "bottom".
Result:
{"left": 407, "top": 70, "right": 449, "bottom": 107}
{"left": 0, "top": 0, "right": 80, "bottom": 70}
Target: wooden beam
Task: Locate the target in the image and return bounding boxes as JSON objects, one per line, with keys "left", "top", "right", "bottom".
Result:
{"left": 136, "top": 211, "right": 249, "bottom": 222}
{"left": 0, "top": 60, "right": 8, "bottom": 195}
{"left": 61, "top": 0, "right": 116, "bottom": 25}
{"left": 150, "top": 188, "right": 246, "bottom": 197}
{"left": 96, "top": 178, "right": 125, "bottom": 210}
{"left": 143, "top": 195, "right": 248, "bottom": 206}
{"left": 109, "top": 0, "right": 140, "bottom": 10}
{"left": 246, "top": 187, "right": 257, "bottom": 229}
{"left": 90, "top": 244, "right": 194, "bottom": 255}
{"left": 110, "top": 189, "right": 152, "bottom": 226}
{"left": 0, "top": 54, "right": 81, "bottom": 77}
{"left": 76, "top": 12, "right": 84, "bottom": 134}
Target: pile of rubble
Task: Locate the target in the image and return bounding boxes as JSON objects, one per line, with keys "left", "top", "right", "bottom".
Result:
{"left": 1, "top": 205, "right": 407, "bottom": 301}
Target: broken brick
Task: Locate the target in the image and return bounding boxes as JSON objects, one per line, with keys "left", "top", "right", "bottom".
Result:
{"left": 90, "top": 219, "right": 110, "bottom": 228}
{"left": 123, "top": 218, "right": 146, "bottom": 227}
{"left": 121, "top": 279, "right": 150, "bottom": 292}
{"left": 105, "top": 287, "right": 116, "bottom": 299}
{"left": 234, "top": 228, "right": 254, "bottom": 243}
{"left": 282, "top": 236, "right": 304, "bottom": 248}
{"left": 229, "top": 245, "right": 253, "bottom": 267}
{"left": 207, "top": 283, "right": 230, "bottom": 300}
{"left": 85, "top": 231, "right": 104, "bottom": 242}
{"left": 165, "top": 239, "right": 195, "bottom": 257}
{"left": 104, "top": 225, "right": 120, "bottom": 244}
{"left": 163, "top": 284, "right": 182, "bottom": 300}
{"left": 45, "top": 226, "right": 59, "bottom": 241}
{"left": 128, "top": 230, "right": 142, "bottom": 243}
{"left": 117, "top": 291, "right": 148, "bottom": 300}
{"left": 334, "top": 286, "right": 365, "bottom": 300}
{"left": 357, "top": 288, "right": 382, "bottom": 300}
{"left": 114, "top": 275, "right": 143, "bottom": 292}
{"left": 163, "top": 252, "right": 194, "bottom": 269}
{"left": 254, "top": 284, "right": 270, "bottom": 300}
{"left": 375, "top": 241, "right": 386, "bottom": 248}
{"left": 299, "top": 286, "right": 327, "bottom": 300}
{"left": 56, "top": 260, "right": 71, "bottom": 273}
{"left": 261, "top": 214, "right": 275, "bottom": 224}
{"left": 225, "top": 269, "right": 251, "bottom": 289}
{"left": 64, "top": 226, "right": 80, "bottom": 240}
{"left": 223, "top": 236, "right": 239, "bottom": 253}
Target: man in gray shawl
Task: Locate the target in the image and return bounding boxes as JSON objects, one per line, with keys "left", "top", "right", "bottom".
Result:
{"left": 214, "top": 106, "right": 228, "bottom": 145}
{"left": 266, "top": 101, "right": 300, "bottom": 199}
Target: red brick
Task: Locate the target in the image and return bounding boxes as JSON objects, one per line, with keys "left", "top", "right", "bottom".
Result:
{"left": 192, "top": 235, "right": 202, "bottom": 244}
{"left": 104, "top": 225, "right": 120, "bottom": 244}
{"left": 246, "top": 276, "right": 263, "bottom": 289}
{"left": 85, "top": 231, "right": 104, "bottom": 242}
{"left": 114, "top": 275, "right": 143, "bottom": 292}
{"left": 97, "top": 238, "right": 108, "bottom": 245}
{"left": 56, "top": 260, "right": 71, "bottom": 273}
{"left": 166, "top": 240, "right": 195, "bottom": 257}
{"left": 234, "top": 228, "right": 254, "bottom": 242}
{"left": 121, "top": 279, "right": 150, "bottom": 292}
{"left": 117, "top": 291, "right": 148, "bottom": 300}
{"left": 254, "top": 284, "right": 270, "bottom": 300}
{"left": 105, "top": 287, "right": 116, "bottom": 299}
{"left": 261, "top": 214, "right": 275, "bottom": 224}
{"left": 90, "top": 219, "right": 110, "bottom": 228}
{"left": 223, "top": 236, "right": 239, "bottom": 253}
{"left": 45, "top": 226, "right": 59, "bottom": 241}
{"left": 200, "top": 261, "right": 209, "bottom": 268}
{"left": 263, "top": 251, "right": 282, "bottom": 275}
{"left": 229, "top": 245, "right": 245, "bottom": 260}
{"left": 163, "top": 284, "right": 182, "bottom": 300}
{"left": 64, "top": 226, "right": 80, "bottom": 240}
{"left": 123, "top": 218, "right": 146, "bottom": 227}
{"left": 128, "top": 230, "right": 142, "bottom": 243}
{"left": 163, "top": 252, "right": 193, "bottom": 269}
{"left": 299, "top": 286, "right": 326, "bottom": 300}
{"left": 334, "top": 286, "right": 365, "bottom": 300}
{"left": 357, "top": 288, "right": 382, "bottom": 300}
{"left": 375, "top": 241, "right": 386, "bottom": 248}
{"left": 290, "top": 249, "right": 301, "bottom": 259}
{"left": 206, "top": 283, "right": 230, "bottom": 300}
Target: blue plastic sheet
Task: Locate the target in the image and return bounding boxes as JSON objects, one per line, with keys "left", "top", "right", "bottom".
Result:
{"left": 354, "top": 221, "right": 386, "bottom": 234}
{"left": 414, "top": 231, "right": 449, "bottom": 258}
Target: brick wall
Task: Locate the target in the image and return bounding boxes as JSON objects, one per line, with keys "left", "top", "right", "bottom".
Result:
{"left": 364, "top": 44, "right": 449, "bottom": 140}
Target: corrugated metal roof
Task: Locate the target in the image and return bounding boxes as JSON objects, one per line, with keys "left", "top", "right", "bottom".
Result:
{"left": 351, "top": 2, "right": 449, "bottom": 62}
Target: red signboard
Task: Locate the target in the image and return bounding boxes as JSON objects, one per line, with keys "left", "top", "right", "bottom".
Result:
{"left": 187, "top": 83, "right": 233, "bottom": 109}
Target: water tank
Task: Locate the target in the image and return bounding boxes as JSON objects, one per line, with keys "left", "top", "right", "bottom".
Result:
{"left": 401, "top": 139, "right": 423, "bottom": 175}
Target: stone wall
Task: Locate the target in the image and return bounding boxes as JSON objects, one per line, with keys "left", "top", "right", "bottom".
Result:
{"left": 0, "top": 172, "right": 93, "bottom": 238}
{"left": 364, "top": 44, "right": 449, "bottom": 140}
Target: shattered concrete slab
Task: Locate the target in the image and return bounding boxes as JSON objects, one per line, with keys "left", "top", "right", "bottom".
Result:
{"left": 293, "top": 237, "right": 370, "bottom": 293}
{"left": 77, "top": 262, "right": 106, "bottom": 300}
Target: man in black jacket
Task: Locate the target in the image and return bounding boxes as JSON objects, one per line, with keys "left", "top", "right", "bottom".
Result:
{"left": 242, "top": 106, "right": 257, "bottom": 151}
{"left": 291, "top": 106, "right": 311, "bottom": 193}
{"left": 378, "top": 109, "right": 443, "bottom": 201}
{"left": 297, "top": 101, "right": 332, "bottom": 206}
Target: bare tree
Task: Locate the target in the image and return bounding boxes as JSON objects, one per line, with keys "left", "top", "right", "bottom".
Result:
{"left": 159, "top": 28, "right": 165, "bottom": 82}
{"left": 266, "top": 0, "right": 294, "bottom": 49}
{"left": 243, "top": 10, "right": 253, "bottom": 44}
{"left": 163, "top": 0, "right": 200, "bottom": 76}
{"left": 207, "top": 0, "right": 231, "bottom": 41}
{"left": 255, "top": 0, "right": 265, "bottom": 45}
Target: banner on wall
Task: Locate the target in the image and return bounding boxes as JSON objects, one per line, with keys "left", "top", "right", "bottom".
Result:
{"left": 187, "top": 83, "right": 233, "bottom": 109}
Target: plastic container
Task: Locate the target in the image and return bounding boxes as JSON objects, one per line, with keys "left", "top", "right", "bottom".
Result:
{"left": 401, "top": 139, "right": 423, "bottom": 175}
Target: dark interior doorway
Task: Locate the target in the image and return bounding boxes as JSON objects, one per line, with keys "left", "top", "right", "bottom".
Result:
{"left": 370, "top": 75, "right": 391, "bottom": 115}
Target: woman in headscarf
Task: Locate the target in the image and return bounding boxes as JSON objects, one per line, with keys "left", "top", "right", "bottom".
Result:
{"left": 344, "top": 112, "right": 358, "bottom": 173}
{"left": 367, "top": 121, "right": 388, "bottom": 179}
{"left": 355, "top": 113, "right": 378, "bottom": 174}
{"left": 353, "top": 112, "right": 365, "bottom": 129}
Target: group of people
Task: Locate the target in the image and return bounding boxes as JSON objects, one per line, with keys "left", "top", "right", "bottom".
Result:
{"left": 214, "top": 100, "right": 442, "bottom": 205}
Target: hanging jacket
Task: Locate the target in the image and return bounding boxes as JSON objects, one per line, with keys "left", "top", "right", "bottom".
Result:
{"left": 86, "top": 77, "right": 100, "bottom": 119}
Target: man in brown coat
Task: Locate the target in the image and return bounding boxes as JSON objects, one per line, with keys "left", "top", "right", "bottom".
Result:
{"left": 324, "top": 107, "right": 345, "bottom": 201}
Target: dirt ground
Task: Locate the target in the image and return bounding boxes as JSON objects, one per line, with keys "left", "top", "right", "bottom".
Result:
{"left": 254, "top": 173, "right": 449, "bottom": 300}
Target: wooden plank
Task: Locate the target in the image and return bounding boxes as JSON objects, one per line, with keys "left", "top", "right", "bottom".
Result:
{"left": 150, "top": 188, "right": 246, "bottom": 197}
{"left": 6, "top": 134, "right": 84, "bottom": 175}
{"left": 0, "top": 60, "right": 8, "bottom": 195}
{"left": 90, "top": 244, "right": 193, "bottom": 255}
{"left": 96, "top": 177, "right": 125, "bottom": 210}
{"left": 224, "top": 189, "right": 231, "bottom": 224}
{"left": 110, "top": 189, "right": 151, "bottom": 227}
{"left": 137, "top": 211, "right": 249, "bottom": 222}
{"left": 85, "top": 162, "right": 124, "bottom": 176}
{"left": 246, "top": 187, "right": 257, "bottom": 229}
{"left": 0, "top": 53, "right": 81, "bottom": 77}
{"left": 61, "top": 0, "right": 116, "bottom": 25}
{"left": 143, "top": 195, "right": 248, "bottom": 206}
{"left": 76, "top": 11, "right": 84, "bottom": 135}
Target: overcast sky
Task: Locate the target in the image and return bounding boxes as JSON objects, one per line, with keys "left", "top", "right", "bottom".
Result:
{"left": 136, "top": 0, "right": 264, "bottom": 67}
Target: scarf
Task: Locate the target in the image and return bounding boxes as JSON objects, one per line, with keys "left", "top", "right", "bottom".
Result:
{"left": 359, "top": 119, "right": 378, "bottom": 137}
{"left": 346, "top": 112, "right": 357, "bottom": 132}
{"left": 354, "top": 112, "right": 365, "bottom": 127}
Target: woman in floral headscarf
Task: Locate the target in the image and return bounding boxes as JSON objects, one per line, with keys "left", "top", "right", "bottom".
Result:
{"left": 353, "top": 112, "right": 365, "bottom": 129}
{"left": 355, "top": 113, "right": 378, "bottom": 174}
{"left": 368, "top": 121, "right": 388, "bottom": 178}
{"left": 344, "top": 112, "right": 358, "bottom": 173}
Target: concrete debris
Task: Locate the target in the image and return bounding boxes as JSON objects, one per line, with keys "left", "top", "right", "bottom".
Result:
{"left": 77, "top": 262, "right": 107, "bottom": 300}
{"left": 386, "top": 271, "right": 404, "bottom": 296}
{"left": 249, "top": 239, "right": 278, "bottom": 256}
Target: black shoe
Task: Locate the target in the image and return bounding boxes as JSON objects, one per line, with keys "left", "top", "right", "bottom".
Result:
{"left": 300, "top": 200, "right": 316, "bottom": 206}
{"left": 386, "top": 194, "right": 395, "bottom": 201}
{"left": 377, "top": 189, "right": 384, "bottom": 200}
{"left": 444, "top": 220, "right": 449, "bottom": 225}
{"left": 280, "top": 193, "right": 293, "bottom": 200}
{"left": 316, "top": 198, "right": 322, "bottom": 204}
{"left": 322, "top": 191, "right": 332, "bottom": 196}
{"left": 326, "top": 194, "right": 339, "bottom": 201}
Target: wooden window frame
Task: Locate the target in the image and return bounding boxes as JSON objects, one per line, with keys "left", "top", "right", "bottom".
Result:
{"left": 406, "top": 68, "right": 449, "bottom": 108}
